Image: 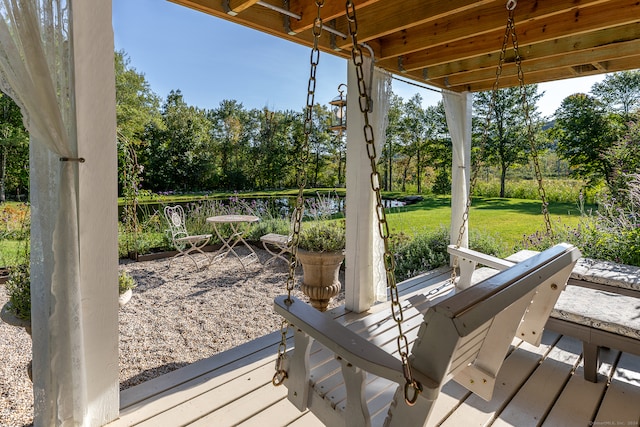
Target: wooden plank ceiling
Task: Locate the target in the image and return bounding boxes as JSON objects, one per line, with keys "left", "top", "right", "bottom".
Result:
{"left": 171, "top": 0, "right": 640, "bottom": 92}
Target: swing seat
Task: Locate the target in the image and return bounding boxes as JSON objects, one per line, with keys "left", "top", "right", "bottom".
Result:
{"left": 274, "top": 243, "right": 580, "bottom": 427}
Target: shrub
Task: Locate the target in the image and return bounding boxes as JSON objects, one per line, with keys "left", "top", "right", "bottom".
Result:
{"left": 4, "top": 263, "right": 30, "bottom": 321}
{"left": 392, "top": 227, "right": 450, "bottom": 282}
{"left": 517, "top": 174, "right": 640, "bottom": 266}
{"left": 245, "top": 218, "right": 290, "bottom": 241}
{"left": 298, "top": 220, "right": 346, "bottom": 253}
{"left": 0, "top": 203, "right": 30, "bottom": 240}
{"left": 392, "top": 226, "right": 505, "bottom": 283}
{"left": 118, "top": 271, "right": 137, "bottom": 294}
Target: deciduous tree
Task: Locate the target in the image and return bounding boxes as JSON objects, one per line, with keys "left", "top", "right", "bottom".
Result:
{"left": 0, "top": 92, "right": 28, "bottom": 202}
{"left": 474, "top": 85, "right": 542, "bottom": 197}
{"left": 591, "top": 71, "right": 640, "bottom": 121}
{"left": 552, "top": 93, "right": 616, "bottom": 187}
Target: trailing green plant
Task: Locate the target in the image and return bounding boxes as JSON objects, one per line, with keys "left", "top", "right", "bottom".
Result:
{"left": 298, "top": 220, "right": 346, "bottom": 253}
{"left": 118, "top": 271, "right": 137, "bottom": 294}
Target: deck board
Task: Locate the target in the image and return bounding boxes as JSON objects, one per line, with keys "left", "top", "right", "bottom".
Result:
{"left": 235, "top": 398, "right": 308, "bottom": 427}
{"left": 135, "top": 360, "right": 276, "bottom": 426}
{"left": 594, "top": 352, "right": 640, "bottom": 424}
{"left": 542, "top": 349, "right": 620, "bottom": 427}
{"left": 107, "top": 269, "right": 640, "bottom": 427}
{"left": 492, "top": 335, "right": 583, "bottom": 427}
{"left": 188, "top": 382, "right": 289, "bottom": 426}
{"left": 439, "top": 334, "right": 558, "bottom": 426}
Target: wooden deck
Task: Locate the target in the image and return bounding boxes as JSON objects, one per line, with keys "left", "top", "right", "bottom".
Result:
{"left": 108, "top": 267, "right": 640, "bottom": 427}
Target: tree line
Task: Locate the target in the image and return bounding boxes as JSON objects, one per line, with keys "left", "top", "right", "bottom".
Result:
{"left": 0, "top": 51, "right": 638, "bottom": 203}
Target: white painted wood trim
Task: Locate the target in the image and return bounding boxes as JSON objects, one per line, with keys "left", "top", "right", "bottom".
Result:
{"left": 345, "top": 60, "right": 379, "bottom": 313}
{"left": 274, "top": 296, "right": 405, "bottom": 384}
{"left": 447, "top": 245, "right": 515, "bottom": 271}
{"left": 72, "top": 0, "right": 119, "bottom": 423}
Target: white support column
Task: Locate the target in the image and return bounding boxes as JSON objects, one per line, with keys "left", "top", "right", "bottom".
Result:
{"left": 443, "top": 90, "right": 473, "bottom": 256}
{"left": 72, "top": 0, "right": 119, "bottom": 423}
{"left": 345, "top": 62, "right": 377, "bottom": 313}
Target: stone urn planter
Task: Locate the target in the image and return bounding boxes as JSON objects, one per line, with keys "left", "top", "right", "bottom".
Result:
{"left": 296, "top": 221, "right": 346, "bottom": 311}
{"left": 119, "top": 289, "right": 133, "bottom": 307}
{"left": 296, "top": 249, "right": 344, "bottom": 312}
{"left": 118, "top": 271, "right": 136, "bottom": 308}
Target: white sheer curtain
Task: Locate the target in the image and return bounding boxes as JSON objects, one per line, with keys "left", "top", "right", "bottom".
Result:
{"left": 0, "top": 0, "right": 88, "bottom": 424}
{"left": 443, "top": 89, "right": 473, "bottom": 251}
{"left": 368, "top": 61, "right": 393, "bottom": 302}
{"left": 344, "top": 58, "right": 393, "bottom": 311}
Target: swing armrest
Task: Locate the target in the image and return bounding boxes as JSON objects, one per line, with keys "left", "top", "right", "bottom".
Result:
{"left": 274, "top": 295, "right": 407, "bottom": 385}
{"left": 447, "top": 245, "right": 515, "bottom": 271}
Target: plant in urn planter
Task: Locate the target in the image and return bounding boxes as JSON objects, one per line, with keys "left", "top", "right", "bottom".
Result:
{"left": 297, "top": 220, "right": 346, "bottom": 311}
{"left": 118, "top": 270, "right": 137, "bottom": 307}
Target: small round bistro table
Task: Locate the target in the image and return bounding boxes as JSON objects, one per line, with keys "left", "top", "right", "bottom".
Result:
{"left": 206, "top": 214, "right": 260, "bottom": 272}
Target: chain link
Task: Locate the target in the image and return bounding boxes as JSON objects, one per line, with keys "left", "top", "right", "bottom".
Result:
{"left": 451, "top": 1, "right": 552, "bottom": 285}
{"left": 346, "top": 0, "right": 422, "bottom": 405}
{"left": 273, "top": 0, "right": 325, "bottom": 387}
{"left": 451, "top": 1, "right": 512, "bottom": 284}
{"left": 509, "top": 8, "right": 553, "bottom": 237}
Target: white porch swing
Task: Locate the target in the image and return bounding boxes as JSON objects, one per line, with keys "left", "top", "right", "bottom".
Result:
{"left": 270, "top": 1, "right": 581, "bottom": 426}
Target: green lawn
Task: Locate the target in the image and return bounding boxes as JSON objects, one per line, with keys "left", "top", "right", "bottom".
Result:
{"left": 386, "top": 196, "right": 585, "bottom": 253}
{"left": 1, "top": 194, "right": 588, "bottom": 266}
{"left": 0, "top": 240, "right": 26, "bottom": 267}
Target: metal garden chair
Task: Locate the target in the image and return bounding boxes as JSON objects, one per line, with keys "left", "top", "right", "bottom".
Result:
{"left": 164, "top": 205, "right": 212, "bottom": 270}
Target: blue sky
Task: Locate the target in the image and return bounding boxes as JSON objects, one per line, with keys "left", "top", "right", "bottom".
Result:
{"left": 112, "top": 0, "right": 605, "bottom": 118}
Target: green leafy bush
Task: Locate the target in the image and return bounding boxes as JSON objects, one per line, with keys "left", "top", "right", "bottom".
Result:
{"left": 4, "top": 263, "right": 30, "bottom": 321}
{"left": 518, "top": 174, "right": 640, "bottom": 267}
{"left": 391, "top": 226, "right": 504, "bottom": 283}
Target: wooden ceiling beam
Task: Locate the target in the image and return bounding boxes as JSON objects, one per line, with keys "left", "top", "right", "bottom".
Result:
{"left": 225, "top": 0, "right": 261, "bottom": 16}
{"left": 376, "top": 0, "right": 640, "bottom": 73}
{"left": 433, "top": 39, "right": 640, "bottom": 88}
{"left": 595, "top": 55, "right": 640, "bottom": 73}
{"left": 288, "top": 0, "right": 379, "bottom": 33}
{"left": 419, "top": 23, "right": 640, "bottom": 81}
{"left": 170, "top": 0, "right": 359, "bottom": 60}
{"left": 171, "top": 0, "right": 640, "bottom": 92}
{"left": 438, "top": 68, "right": 586, "bottom": 93}
{"left": 421, "top": 54, "right": 640, "bottom": 93}
{"left": 330, "top": 0, "right": 498, "bottom": 50}
{"left": 372, "top": 0, "right": 609, "bottom": 60}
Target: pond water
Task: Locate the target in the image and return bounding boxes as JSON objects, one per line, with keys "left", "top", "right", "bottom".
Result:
{"left": 121, "top": 193, "right": 406, "bottom": 221}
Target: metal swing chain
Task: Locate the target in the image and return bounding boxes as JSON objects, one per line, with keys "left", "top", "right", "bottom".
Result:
{"left": 451, "top": 0, "right": 552, "bottom": 285}
{"left": 345, "top": 0, "right": 422, "bottom": 406}
{"left": 451, "top": 0, "right": 513, "bottom": 284}
{"left": 508, "top": 3, "right": 553, "bottom": 237}
{"left": 273, "top": 0, "right": 325, "bottom": 387}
